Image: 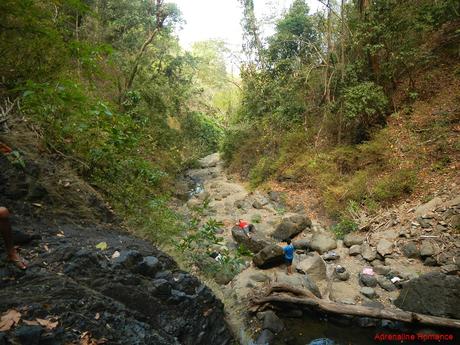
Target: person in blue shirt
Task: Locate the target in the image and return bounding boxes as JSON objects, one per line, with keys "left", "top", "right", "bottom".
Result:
{"left": 283, "top": 239, "right": 294, "bottom": 275}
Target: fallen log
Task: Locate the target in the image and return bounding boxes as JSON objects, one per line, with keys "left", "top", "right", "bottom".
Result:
{"left": 251, "top": 284, "right": 460, "bottom": 329}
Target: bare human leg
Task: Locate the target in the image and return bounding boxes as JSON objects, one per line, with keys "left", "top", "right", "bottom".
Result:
{"left": 0, "top": 207, "right": 27, "bottom": 269}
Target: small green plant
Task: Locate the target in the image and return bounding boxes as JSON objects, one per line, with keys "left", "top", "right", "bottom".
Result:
{"left": 7, "top": 150, "right": 26, "bottom": 169}
{"left": 331, "top": 218, "right": 358, "bottom": 239}
{"left": 251, "top": 214, "right": 262, "bottom": 224}
{"left": 236, "top": 244, "right": 253, "bottom": 257}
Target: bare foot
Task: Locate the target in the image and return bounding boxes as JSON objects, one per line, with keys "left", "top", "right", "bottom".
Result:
{"left": 7, "top": 250, "right": 27, "bottom": 270}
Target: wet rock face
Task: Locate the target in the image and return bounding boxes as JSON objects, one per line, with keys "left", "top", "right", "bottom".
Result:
{"left": 394, "top": 272, "right": 460, "bottom": 319}
{"left": 0, "top": 217, "right": 233, "bottom": 344}
{"left": 0, "top": 218, "right": 231, "bottom": 345}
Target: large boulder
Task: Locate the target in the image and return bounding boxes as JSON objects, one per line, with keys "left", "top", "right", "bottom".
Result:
{"left": 394, "top": 272, "right": 460, "bottom": 319}
{"left": 401, "top": 242, "right": 420, "bottom": 258}
{"left": 198, "top": 153, "right": 220, "bottom": 168}
{"left": 310, "top": 233, "right": 337, "bottom": 254}
{"left": 296, "top": 252, "right": 327, "bottom": 281}
{"left": 361, "top": 244, "right": 377, "bottom": 261}
{"left": 293, "top": 239, "right": 310, "bottom": 250}
{"left": 275, "top": 272, "right": 321, "bottom": 298}
{"left": 414, "top": 197, "right": 443, "bottom": 217}
{"left": 231, "top": 226, "right": 272, "bottom": 253}
{"left": 261, "top": 311, "right": 284, "bottom": 334}
{"left": 271, "top": 214, "right": 312, "bottom": 240}
{"left": 253, "top": 245, "right": 284, "bottom": 269}
{"left": 420, "top": 241, "right": 435, "bottom": 257}
{"left": 376, "top": 239, "right": 393, "bottom": 257}
{"left": 330, "top": 282, "right": 357, "bottom": 304}
{"left": 343, "top": 233, "right": 365, "bottom": 247}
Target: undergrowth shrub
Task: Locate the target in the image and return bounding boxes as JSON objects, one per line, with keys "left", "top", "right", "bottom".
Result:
{"left": 372, "top": 169, "right": 417, "bottom": 202}
{"left": 331, "top": 218, "right": 359, "bottom": 239}
{"left": 249, "top": 156, "right": 276, "bottom": 187}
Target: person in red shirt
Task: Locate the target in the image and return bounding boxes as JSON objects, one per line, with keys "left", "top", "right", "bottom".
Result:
{"left": 237, "top": 219, "right": 255, "bottom": 238}
{"left": 0, "top": 207, "right": 27, "bottom": 270}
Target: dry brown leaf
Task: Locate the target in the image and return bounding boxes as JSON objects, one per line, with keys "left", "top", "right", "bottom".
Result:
{"left": 0, "top": 309, "right": 21, "bottom": 331}
{"left": 36, "top": 318, "right": 59, "bottom": 330}
{"left": 79, "top": 331, "right": 107, "bottom": 345}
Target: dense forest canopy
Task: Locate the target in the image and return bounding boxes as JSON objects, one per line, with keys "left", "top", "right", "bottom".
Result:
{"left": 224, "top": 0, "right": 460, "bottom": 225}
{"left": 0, "top": 0, "right": 238, "bottom": 239}
{"left": 1, "top": 0, "right": 459, "bottom": 240}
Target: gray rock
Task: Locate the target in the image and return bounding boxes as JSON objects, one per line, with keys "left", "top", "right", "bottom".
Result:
{"left": 268, "top": 191, "right": 281, "bottom": 203}
{"left": 13, "top": 325, "right": 42, "bottom": 345}
{"left": 334, "top": 267, "right": 350, "bottom": 281}
{"left": 231, "top": 226, "right": 272, "bottom": 253}
{"left": 343, "top": 233, "right": 365, "bottom": 247}
{"left": 362, "top": 300, "right": 384, "bottom": 309}
{"left": 445, "top": 195, "right": 460, "bottom": 208}
{"left": 296, "top": 252, "right": 327, "bottom": 281}
{"left": 359, "top": 273, "right": 377, "bottom": 287}
{"left": 287, "top": 214, "right": 312, "bottom": 229}
{"left": 360, "top": 287, "right": 377, "bottom": 299}
{"left": 377, "top": 239, "right": 394, "bottom": 256}
{"left": 262, "top": 311, "right": 284, "bottom": 334}
{"left": 322, "top": 251, "right": 340, "bottom": 261}
{"left": 271, "top": 214, "right": 312, "bottom": 241}
{"left": 134, "top": 256, "right": 161, "bottom": 277}
{"left": 394, "top": 272, "right": 460, "bottom": 318}
{"left": 361, "top": 244, "right": 377, "bottom": 261}
{"left": 401, "top": 242, "right": 419, "bottom": 258}
{"left": 271, "top": 221, "right": 298, "bottom": 241}
{"left": 377, "top": 276, "right": 397, "bottom": 291}
{"left": 348, "top": 245, "right": 361, "bottom": 256}
{"left": 152, "top": 279, "right": 172, "bottom": 296}
{"left": 416, "top": 217, "right": 432, "bottom": 229}
{"left": 423, "top": 257, "right": 438, "bottom": 266}
{"left": 449, "top": 215, "right": 460, "bottom": 228}
{"left": 293, "top": 239, "right": 310, "bottom": 250}
{"left": 253, "top": 244, "right": 284, "bottom": 269}
{"left": 112, "top": 250, "right": 143, "bottom": 269}
{"left": 250, "top": 273, "right": 271, "bottom": 283}
{"left": 256, "top": 329, "right": 275, "bottom": 345}
{"left": 441, "top": 264, "right": 459, "bottom": 275}
{"left": 310, "top": 233, "right": 337, "bottom": 254}
{"left": 234, "top": 199, "right": 246, "bottom": 209}
{"left": 374, "top": 265, "right": 391, "bottom": 275}
{"left": 420, "top": 241, "right": 435, "bottom": 257}
{"left": 414, "top": 197, "right": 443, "bottom": 217}
{"left": 198, "top": 153, "right": 220, "bottom": 168}
{"left": 276, "top": 273, "right": 322, "bottom": 298}
{"left": 252, "top": 200, "right": 264, "bottom": 209}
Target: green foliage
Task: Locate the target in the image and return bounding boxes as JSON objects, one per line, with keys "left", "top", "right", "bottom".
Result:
{"left": 220, "top": 127, "right": 249, "bottom": 163}
{"left": 176, "top": 218, "right": 245, "bottom": 283}
{"left": 342, "top": 82, "right": 388, "bottom": 142}
{"left": 180, "top": 112, "right": 223, "bottom": 156}
{"left": 331, "top": 218, "right": 358, "bottom": 239}
{"left": 6, "top": 151, "right": 26, "bottom": 169}
{"left": 372, "top": 169, "right": 417, "bottom": 202}
{"left": 249, "top": 156, "right": 276, "bottom": 187}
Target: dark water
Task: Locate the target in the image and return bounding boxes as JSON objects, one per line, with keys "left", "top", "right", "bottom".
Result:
{"left": 271, "top": 314, "right": 460, "bottom": 345}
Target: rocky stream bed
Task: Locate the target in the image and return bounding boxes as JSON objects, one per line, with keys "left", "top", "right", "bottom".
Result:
{"left": 180, "top": 153, "right": 460, "bottom": 345}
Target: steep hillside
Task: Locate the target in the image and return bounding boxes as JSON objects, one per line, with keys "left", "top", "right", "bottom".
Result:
{"left": 0, "top": 139, "right": 234, "bottom": 345}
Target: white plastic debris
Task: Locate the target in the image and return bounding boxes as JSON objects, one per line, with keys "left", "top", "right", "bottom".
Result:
{"left": 391, "top": 276, "right": 402, "bottom": 283}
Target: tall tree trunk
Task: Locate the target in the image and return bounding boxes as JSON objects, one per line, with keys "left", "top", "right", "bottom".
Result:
{"left": 122, "top": 0, "right": 166, "bottom": 102}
